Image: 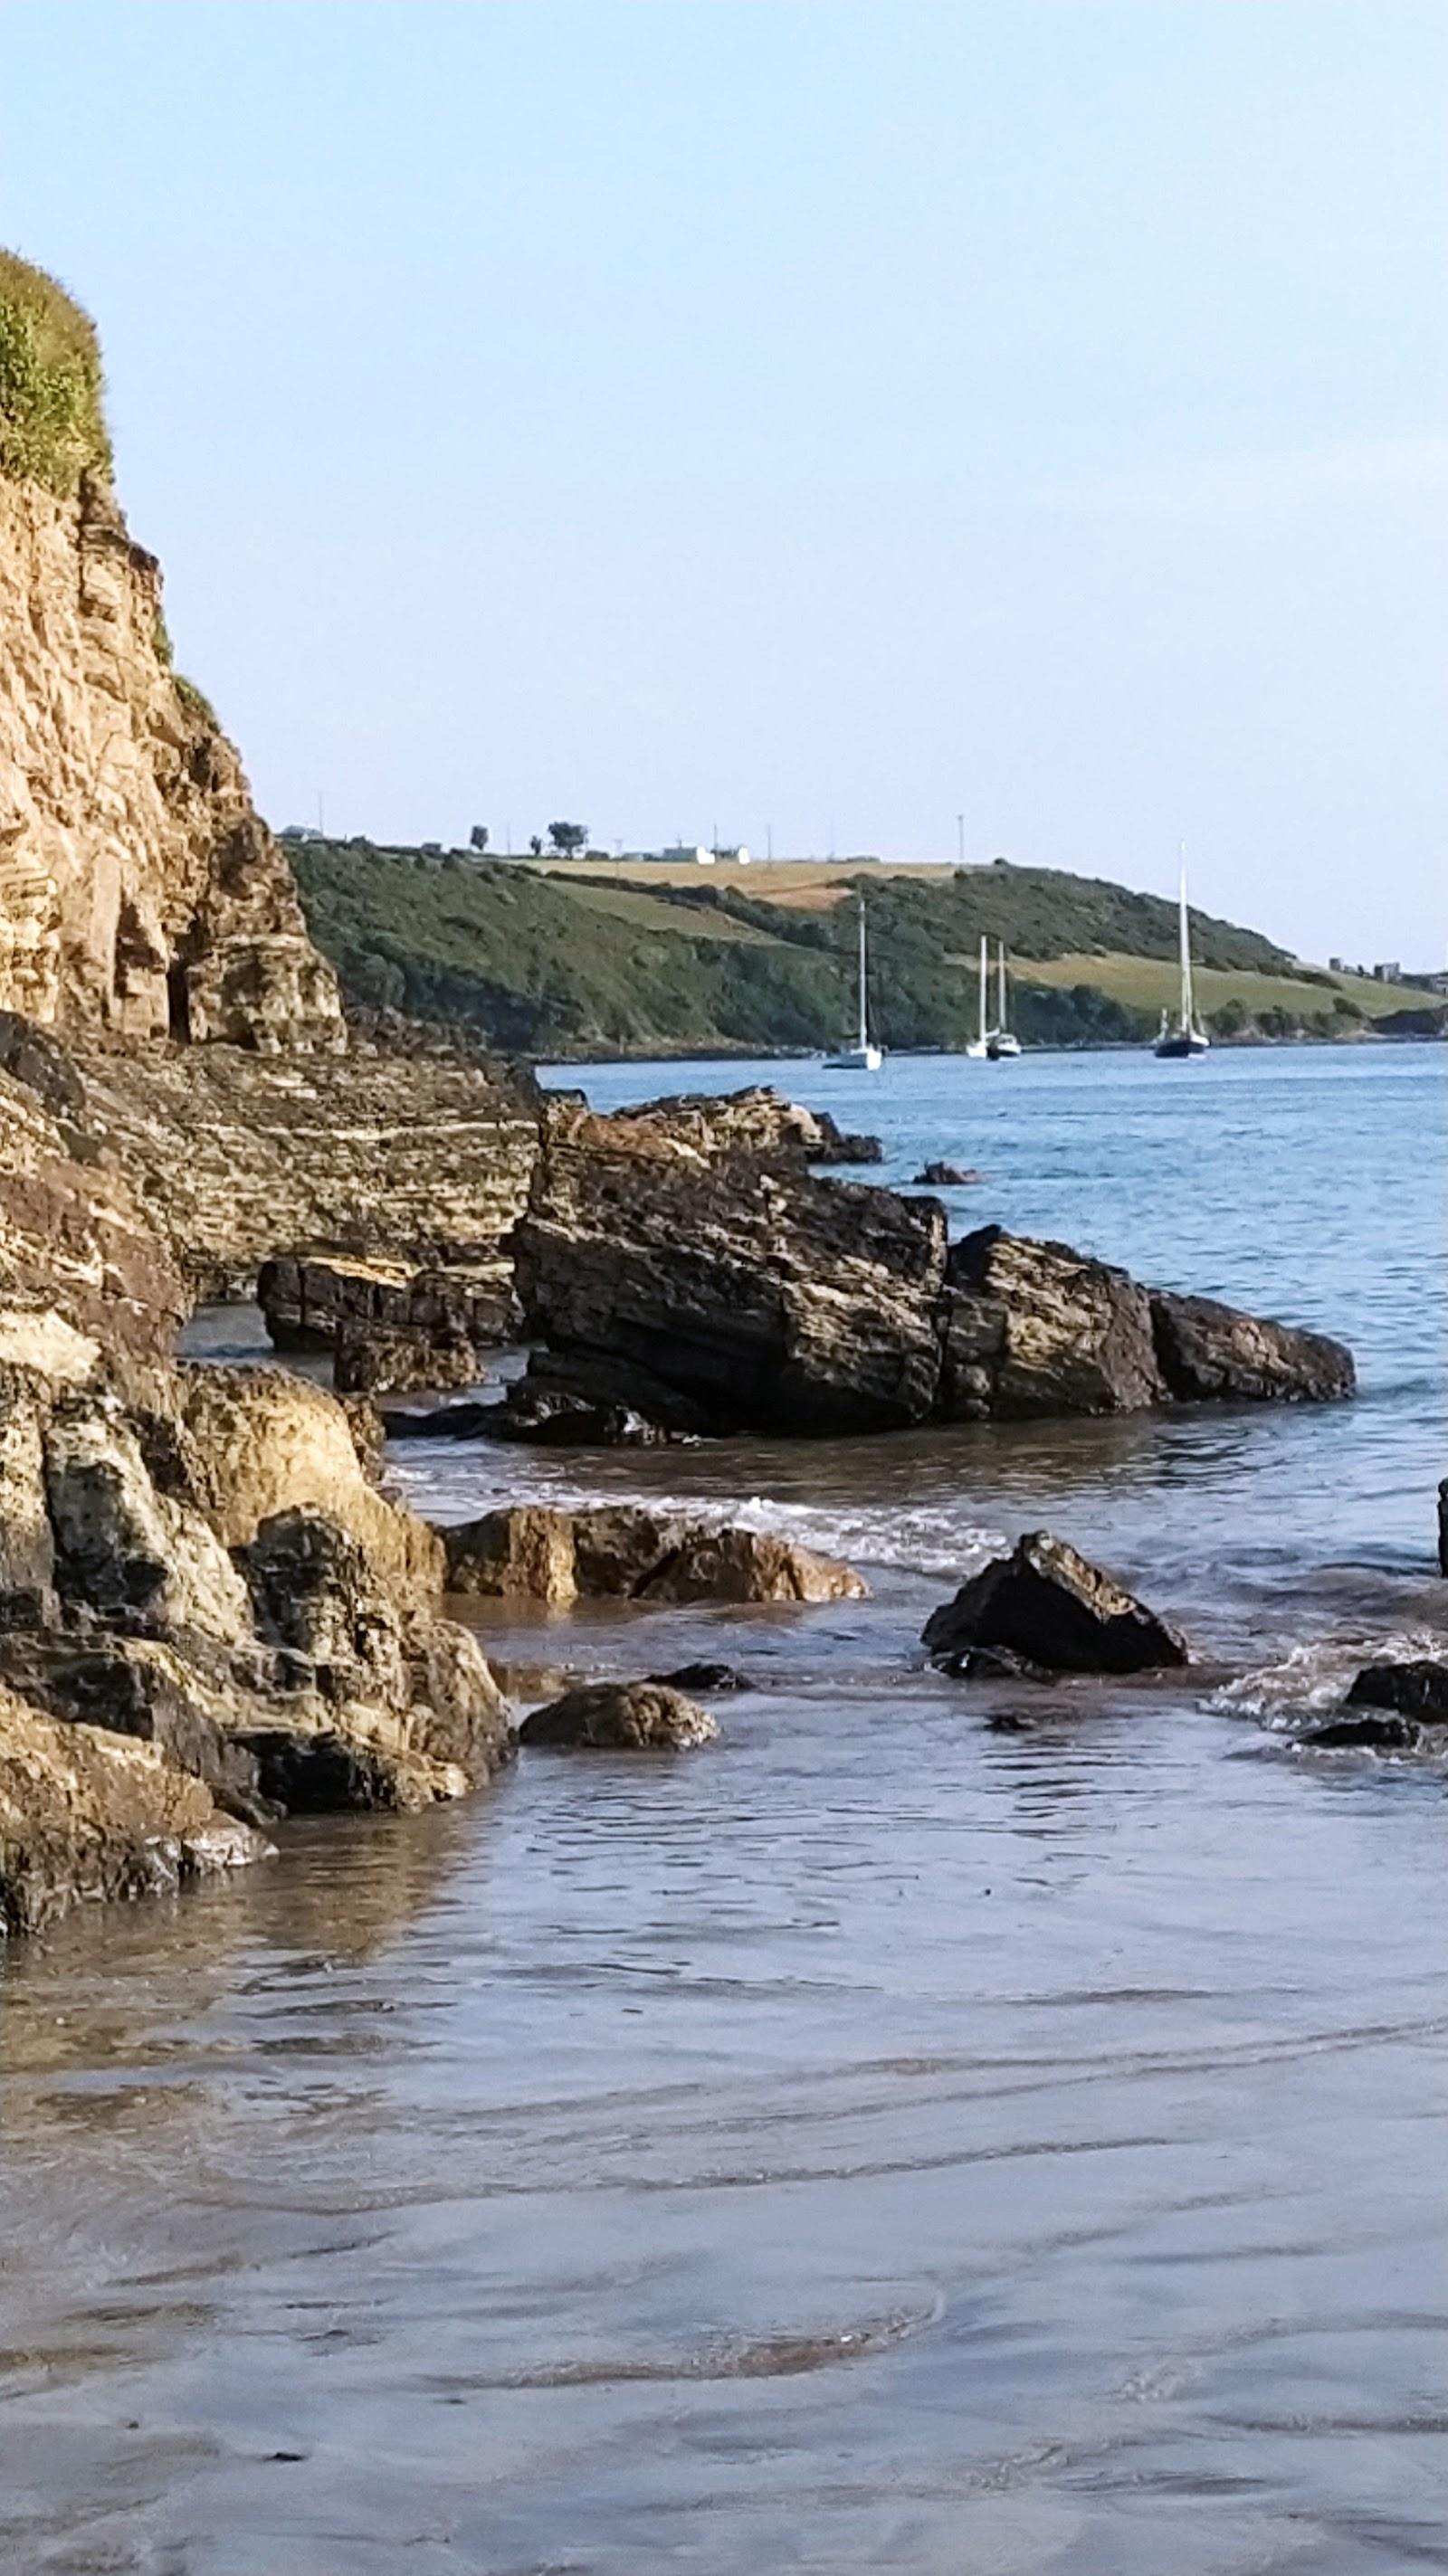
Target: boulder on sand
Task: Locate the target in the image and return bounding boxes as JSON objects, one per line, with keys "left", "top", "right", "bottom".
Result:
{"left": 924, "top": 1531, "right": 1189, "bottom": 1674}
{"left": 519, "top": 1680, "right": 719, "bottom": 1751}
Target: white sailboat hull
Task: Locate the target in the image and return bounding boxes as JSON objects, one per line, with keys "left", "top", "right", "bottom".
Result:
{"left": 823, "top": 1042, "right": 883, "bottom": 1071}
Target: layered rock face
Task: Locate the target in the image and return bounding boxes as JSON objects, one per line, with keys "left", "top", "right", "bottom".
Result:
{"left": 511, "top": 1113, "right": 1355, "bottom": 1438}
{"left": 0, "top": 469, "right": 341, "bottom": 1051}
{"left": 73, "top": 1037, "right": 539, "bottom": 1301}
{"left": 515, "top": 1117, "right": 948, "bottom": 1436}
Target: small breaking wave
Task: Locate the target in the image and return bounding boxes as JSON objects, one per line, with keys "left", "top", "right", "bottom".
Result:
{"left": 390, "top": 1449, "right": 1006, "bottom": 1583}
{"left": 1213, "top": 1627, "right": 1447, "bottom": 1735}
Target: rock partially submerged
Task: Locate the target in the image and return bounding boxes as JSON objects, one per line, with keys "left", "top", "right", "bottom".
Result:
{"left": 0, "top": 1685, "right": 270, "bottom": 1936}
{"left": 439, "top": 1503, "right": 866, "bottom": 1609}
{"left": 594, "top": 1087, "right": 881, "bottom": 1168}
{"left": 1149, "top": 1290, "right": 1354, "bottom": 1404}
{"left": 519, "top": 1681, "right": 718, "bottom": 1752}
{"left": 513, "top": 1109, "right": 1351, "bottom": 1437}
{"left": 913, "top": 1162, "right": 983, "bottom": 1187}
{"left": 924, "top": 1533, "right": 1189, "bottom": 1675}
{"left": 1344, "top": 1659, "right": 1448, "bottom": 1725}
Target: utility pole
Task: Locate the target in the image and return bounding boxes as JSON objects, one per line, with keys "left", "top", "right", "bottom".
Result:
{"left": 957, "top": 813, "right": 965, "bottom": 866}
{"left": 767, "top": 823, "right": 773, "bottom": 861}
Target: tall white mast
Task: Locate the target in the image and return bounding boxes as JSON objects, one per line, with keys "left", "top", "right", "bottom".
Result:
{"left": 997, "top": 939, "right": 1007, "bottom": 1031}
{"left": 1177, "top": 843, "right": 1195, "bottom": 1030}
{"left": 857, "top": 896, "right": 869, "bottom": 1051}
{"left": 978, "top": 936, "right": 988, "bottom": 1047}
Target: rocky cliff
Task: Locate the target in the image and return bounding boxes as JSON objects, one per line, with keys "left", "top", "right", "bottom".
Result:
{"left": 0, "top": 252, "right": 340, "bottom": 1051}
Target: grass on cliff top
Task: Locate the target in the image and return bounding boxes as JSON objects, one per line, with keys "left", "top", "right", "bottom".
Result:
{"left": 0, "top": 250, "right": 111, "bottom": 496}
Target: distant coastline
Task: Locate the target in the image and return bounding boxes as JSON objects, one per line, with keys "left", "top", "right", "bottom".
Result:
{"left": 292, "top": 838, "right": 1440, "bottom": 1063}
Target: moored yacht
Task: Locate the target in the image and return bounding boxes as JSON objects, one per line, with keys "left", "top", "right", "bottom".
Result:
{"left": 1154, "top": 850, "right": 1210, "bottom": 1059}
{"left": 824, "top": 894, "right": 883, "bottom": 1071}
{"left": 986, "top": 940, "right": 1022, "bottom": 1058}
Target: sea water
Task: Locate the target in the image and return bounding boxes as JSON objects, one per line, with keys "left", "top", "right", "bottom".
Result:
{"left": 1, "top": 1043, "right": 1444, "bottom": 2573}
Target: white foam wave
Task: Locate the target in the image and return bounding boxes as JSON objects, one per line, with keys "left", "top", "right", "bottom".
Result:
{"left": 387, "top": 1453, "right": 1005, "bottom": 1583}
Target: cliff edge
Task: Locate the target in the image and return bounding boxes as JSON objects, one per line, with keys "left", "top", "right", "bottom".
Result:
{"left": 0, "top": 251, "right": 341, "bottom": 1050}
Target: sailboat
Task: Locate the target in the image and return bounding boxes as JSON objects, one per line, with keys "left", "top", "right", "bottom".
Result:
{"left": 986, "top": 941, "right": 1022, "bottom": 1058}
{"left": 1154, "top": 849, "right": 1210, "bottom": 1059}
{"left": 823, "top": 894, "right": 883, "bottom": 1070}
{"left": 965, "top": 935, "right": 991, "bottom": 1058}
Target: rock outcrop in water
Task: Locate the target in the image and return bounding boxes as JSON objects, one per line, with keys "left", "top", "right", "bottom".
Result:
{"left": 511, "top": 1102, "right": 1356, "bottom": 1438}
{"left": 439, "top": 1503, "right": 867, "bottom": 1608}
{"left": 518, "top": 1680, "right": 719, "bottom": 1752}
{"left": 924, "top": 1532, "right": 1190, "bottom": 1674}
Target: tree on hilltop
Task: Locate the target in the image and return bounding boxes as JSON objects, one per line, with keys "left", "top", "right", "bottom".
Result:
{"left": 469, "top": 824, "right": 489, "bottom": 853}
{"left": 548, "top": 820, "right": 588, "bottom": 857}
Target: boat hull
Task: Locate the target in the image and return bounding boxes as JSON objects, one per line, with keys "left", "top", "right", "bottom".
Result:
{"left": 823, "top": 1045, "right": 883, "bottom": 1072}
{"left": 1154, "top": 1031, "right": 1210, "bottom": 1060}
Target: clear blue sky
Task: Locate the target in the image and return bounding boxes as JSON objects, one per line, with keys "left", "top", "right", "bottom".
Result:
{"left": 3, "top": 1, "right": 1443, "bottom": 959}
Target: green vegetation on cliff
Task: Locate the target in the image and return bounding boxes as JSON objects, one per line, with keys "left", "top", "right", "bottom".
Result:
{"left": 292, "top": 841, "right": 1412, "bottom": 1057}
{"left": 0, "top": 251, "right": 110, "bottom": 494}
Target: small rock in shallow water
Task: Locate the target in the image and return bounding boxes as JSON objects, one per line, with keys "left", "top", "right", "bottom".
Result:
{"left": 924, "top": 1531, "right": 1189, "bottom": 1675}
{"left": 937, "top": 1643, "right": 1059, "bottom": 1686}
{"left": 912, "top": 1163, "right": 983, "bottom": 1187}
{"left": 1301, "top": 1713, "right": 1423, "bottom": 1753}
{"left": 647, "top": 1661, "right": 755, "bottom": 1694}
{"left": 519, "top": 1682, "right": 719, "bottom": 1752}
{"left": 1344, "top": 1659, "right": 1448, "bottom": 1725}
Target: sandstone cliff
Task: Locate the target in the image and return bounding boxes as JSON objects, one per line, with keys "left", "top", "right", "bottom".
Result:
{"left": 0, "top": 252, "right": 340, "bottom": 1051}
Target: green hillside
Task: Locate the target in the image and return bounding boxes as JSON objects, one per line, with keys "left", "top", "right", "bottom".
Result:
{"left": 291, "top": 841, "right": 1418, "bottom": 1057}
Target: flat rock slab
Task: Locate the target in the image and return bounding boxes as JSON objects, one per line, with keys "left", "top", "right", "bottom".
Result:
{"left": 519, "top": 1681, "right": 719, "bottom": 1752}
{"left": 924, "top": 1531, "right": 1190, "bottom": 1675}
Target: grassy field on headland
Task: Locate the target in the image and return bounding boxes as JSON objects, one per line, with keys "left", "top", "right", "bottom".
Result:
{"left": 291, "top": 840, "right": 1431, "bottom": 1060}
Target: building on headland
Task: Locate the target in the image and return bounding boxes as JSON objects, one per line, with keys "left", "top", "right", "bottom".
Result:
{"left": 1371, "top": 961, "right": 1403, "bottom": 983}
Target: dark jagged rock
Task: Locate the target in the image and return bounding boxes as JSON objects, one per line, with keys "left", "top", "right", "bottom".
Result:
{"left": 491, "top": 1345, "right": 711, "bottom": 1442}
{"left": 519, "top": 1680, "right": 719, "bottom": 1752}
{"left": 924, "top": 1532, "right": 1189, "bottom": 1674}
{"left": 648, "top": 1660, "right": 755, "bottom": 1693}
{"left": 515, "top": 1121, "right": 948, "bottom": 1436}
{"left": 938, "top": 1229, "right": 1165, "bottom": 1421}
{"left": 1149, "top": 1289, "right": 1355, "bottom": 1403}
{"left": 913, "top": 1161, "right": 983, "bottom": 1187}
{"left": 1300, "top": 1713, "right": 1423, "bottom": 1753}
{"left": 935, "top": 1642, "right": 1059, "bottom": 1685}
{"left": 1344, "top": 1659, "right": 1448, "bottom": 1725}
{"left": 378, "top": 1397, "right": 498, "bottom": 1442}
{"left": 485, "top": 1383, "right": 679, "bottom": 1448}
